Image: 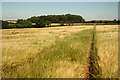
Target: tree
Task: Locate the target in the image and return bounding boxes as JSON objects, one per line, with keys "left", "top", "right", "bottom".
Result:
{"left": 27, "top": 16, "right": 39, "bottom": 23}
{"left": 113, "top": 19, "right": 117, "bottom": 22}
{"left": 3, "top": 14, "right": 85, "bottom": 29}
{"left": 59, "top": 21, "right": 65, "bottom": 26}
{"left": 17, "top": 19, "right": 32, "bottom": 28}
{"left": 2, "top": 21, "right": 9, "bottom": 29}
{"left": 36, "top": 20, "right": 46, "bottom": 28}
{"left": 45, "top": 21, "right": 51, "bottom": 26}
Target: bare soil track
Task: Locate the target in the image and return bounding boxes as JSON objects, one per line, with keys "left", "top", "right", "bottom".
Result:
{"left": 86, "top": 26, "right": 101, "bottom": 78}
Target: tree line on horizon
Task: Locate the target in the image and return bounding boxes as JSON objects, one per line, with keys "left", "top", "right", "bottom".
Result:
{"left": 1, "top": 14, "right": 120, "bottom": 29}
{"left": 2, "top": 14, "right": 85, "bottom": 29}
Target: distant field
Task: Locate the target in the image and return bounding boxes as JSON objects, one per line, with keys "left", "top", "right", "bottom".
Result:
{"left": 7, "top": 21, "right": 17, "bottom": 24}
{"left": 2, "top": 25, "right": 118, "bottom": 78}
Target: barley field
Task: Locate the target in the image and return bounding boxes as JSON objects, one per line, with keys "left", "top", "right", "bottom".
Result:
{"left": 96, "top": 25, "right": 118, "bottom": 78}
{"left": 2, "top": 25, "right": 118, "bottom": 78}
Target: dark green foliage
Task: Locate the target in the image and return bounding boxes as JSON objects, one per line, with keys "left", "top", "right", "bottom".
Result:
{"left": 28, "top": 14, "right": 85, "bottom": 27}
{"left": 45, "top": 21, "right": 51, "bottom": 26}
{"left": 2, "top": 14, "right": 84, "bottom": 29}
{"left": 2, "top": 14, "right": 118, "bottom": 29}
{"left": 2, "top": 21, "right": 9, "bottom": 29}
{"left": 17, "top": 19, "right": 32, "bottom": 28}
{"left": 2, "top": 14, "right": 85, "bottom": 29}
{"left": 85, "top": 19, "right": 119, "bottom": 25}
{"left": 36, "top": 20, "right": 46, "bottom": 28}
{"left": 9, "top": 24, "right": 16, "bottom": 28}
{"left": 59, "top": 20, "right": 65, "bottom": 26}
{"left": 0, "top": 20, "right": 2, "bottom": 29}
{"left": 27, "top": 16, "right": 39, "bottom": 23}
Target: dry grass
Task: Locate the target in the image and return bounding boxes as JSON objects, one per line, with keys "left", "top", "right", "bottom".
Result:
{"left": 7, "top": 21, "right": 17, "bottom": 24}
{"left": 2, "top": 25, "right": 93, "bottom": 78}
{"left": 51, "top": 23, "right": 60, "bottom": 26}
{"left": 96, "top": 25, "right": 118, "bottom": 32}
{"left": 2, "top": 25, "right": 118, "bottom": 78}
{"left": 2, "top": 26, "right": 92, "bottom": 64}
{"left": 96, "top": 25, "right": 118, "bottom": 78}
{"left": 53, "top": 60, "right": 85, "bottom": 78}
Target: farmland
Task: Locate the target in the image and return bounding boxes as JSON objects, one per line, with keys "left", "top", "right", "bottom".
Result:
{"left": 96, "top": 25, "right": 118, "bottom": 78}
{"left": 2, "top": 25, "right": 118, "bottom": 78}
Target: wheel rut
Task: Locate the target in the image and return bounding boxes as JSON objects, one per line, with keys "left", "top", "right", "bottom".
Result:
{"left": 85, "top": 26, "right": 101, "bottom": 79}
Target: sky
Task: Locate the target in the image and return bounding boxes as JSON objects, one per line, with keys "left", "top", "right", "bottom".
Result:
{"left": 2, "top": 2, "right": 118, "bottom": 21}
{"left": 1, "top": 0, "right": 120, "bottom": 2}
